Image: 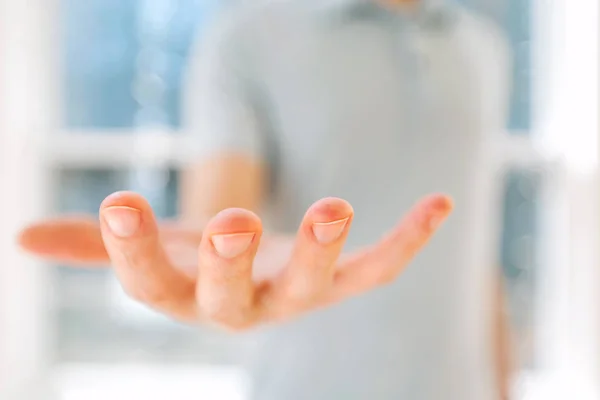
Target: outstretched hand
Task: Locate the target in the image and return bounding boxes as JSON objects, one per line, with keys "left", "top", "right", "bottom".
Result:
{"left": 18, "top": 191, "right": 453, "bottom": 330}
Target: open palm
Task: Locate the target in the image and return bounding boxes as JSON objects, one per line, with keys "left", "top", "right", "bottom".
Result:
{"left": 19, "top": 191, "right": 453, "bottom": 330}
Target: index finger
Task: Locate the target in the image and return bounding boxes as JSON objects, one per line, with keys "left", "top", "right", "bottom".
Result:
{"left": 330, "top": 194, "right": 454, "bottom": 301}
{"left": 100, "top": 191, "right": 198, "bottom": 321}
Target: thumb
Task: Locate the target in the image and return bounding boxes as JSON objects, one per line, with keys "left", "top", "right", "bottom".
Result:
{"left": 18, "top": 217, "right": 109, "bottom": 265}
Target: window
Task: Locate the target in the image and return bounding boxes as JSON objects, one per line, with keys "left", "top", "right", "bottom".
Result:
{"left": 63, "top": 0, "right": 216, "bottom": 129}
{"left": 1, "top": 0, "right": 598, "bottom": 399}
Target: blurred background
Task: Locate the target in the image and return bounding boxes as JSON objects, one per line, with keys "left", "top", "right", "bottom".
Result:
{"left": 0, "top": 0, "right": 598, "bottom": 399}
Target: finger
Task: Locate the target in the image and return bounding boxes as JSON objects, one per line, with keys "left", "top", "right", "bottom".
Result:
{"left": 100, "top": 191, "right": 197, "bottom": 321}
{"left": 196, "top": 208, "right": 262, "bottom": 330}
{"left": 17, "top": 216, "right": 203, "bottom": 265}
{"left": 277, "top": 197, "right": 353, "bottom": 305}
{"left": 18, "top": 217, "right": 109, "bottom": 265}
{"left": 331, "top": 194, "right": 454, "bottom": 300}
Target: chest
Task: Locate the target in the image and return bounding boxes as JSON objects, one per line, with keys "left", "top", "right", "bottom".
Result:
{"left": 260, "top": 21, "right": 484, "bottom": 158}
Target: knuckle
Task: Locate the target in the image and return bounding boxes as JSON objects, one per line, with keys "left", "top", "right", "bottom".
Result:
{"left": 199, "top": 299, "right": 256, "bottom": 332}
{"left": 201, "top": 303, "right": 227, "bottom": 323}
{"left": 126, "top": 283, "right": 169, "bottom": 305}
{"left": 284, "top": 278, "right": 326, "bottom": 306}
{"left": 375, "top": 268, "right": 397, "bottom": 286}
{"left": 221, "top": 319, "right": 256, "bottom": 333}
{"left": 284, "top": 286, "right": 310, "bottom": 304}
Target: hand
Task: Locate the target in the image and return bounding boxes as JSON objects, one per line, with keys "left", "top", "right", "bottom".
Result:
{"left": 18, "top": 191, "right": 453, "bottom": 330}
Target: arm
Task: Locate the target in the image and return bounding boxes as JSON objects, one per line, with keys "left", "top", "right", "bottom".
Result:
{"left": 179, "top": 13, "right": 270, "bottom": 224}
{"left": 494, "top": 275, "right": 516, "bottom": 400}
{"left": 18, "top": 11, "right": 454, "bottom": 330}
{"left": 180, "top": 154, "right": 267, "bottom": 225}
{"left": 468, "top": 13, "right": 515, "bottom": 399}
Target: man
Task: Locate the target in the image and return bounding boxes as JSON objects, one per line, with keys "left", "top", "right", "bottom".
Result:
{"left": 19, "top": 0, "right": 513, "bottom": 398}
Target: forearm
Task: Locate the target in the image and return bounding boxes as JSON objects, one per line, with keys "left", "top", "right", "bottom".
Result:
{"left": 494, "top": 276, "right": 516, "bottom": 400}
{"left": 179, "top": 155, "right": 268, "bottom": 224}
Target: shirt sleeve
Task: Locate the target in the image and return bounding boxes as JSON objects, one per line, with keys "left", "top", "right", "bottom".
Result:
{"left": 181, "top": 11, "right": 269, "bottom": 161}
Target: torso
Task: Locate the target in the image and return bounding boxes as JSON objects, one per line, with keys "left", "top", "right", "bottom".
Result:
{"left": 228, "top": 2, "right": 509, "bottom": 399}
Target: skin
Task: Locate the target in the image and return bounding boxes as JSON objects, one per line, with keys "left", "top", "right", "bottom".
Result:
{"left": 19, "top": 154, "right": 453, "bottom": 329}
{"left": 495, "top": 277, "right": 517, "bottom": 400}
{"left": 19, "top": 155, "right": 511, "bottom": 396}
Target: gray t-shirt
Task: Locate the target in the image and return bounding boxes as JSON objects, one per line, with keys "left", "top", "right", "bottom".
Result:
{"left": 184, "top": 0, "right": 511, "bottom": 399}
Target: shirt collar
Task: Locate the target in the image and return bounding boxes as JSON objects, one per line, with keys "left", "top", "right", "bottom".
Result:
{"left": 324, "top": 0, "right": 440, "bottom": 13}
{"left": 316, "top": 0, "right": 456, "bottom": 29}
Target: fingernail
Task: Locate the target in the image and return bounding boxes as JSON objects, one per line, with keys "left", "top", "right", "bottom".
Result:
{"left": 312, "top": 217, "right": 349, "bottom": 244}
{"left": 211, "top": 233, "right": 255, "bottom": 259}
{"left": 103, "top": 206, "right": 142, "bottom": 238}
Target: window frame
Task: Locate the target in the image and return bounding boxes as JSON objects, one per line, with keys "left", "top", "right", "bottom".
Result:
{"left": 0, "top": 0, "right": 59, "bottom": 398}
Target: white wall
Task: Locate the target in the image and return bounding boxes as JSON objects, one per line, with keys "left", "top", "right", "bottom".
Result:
{"left": 0, "top": 0, "right": 58, "bottom": 398}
